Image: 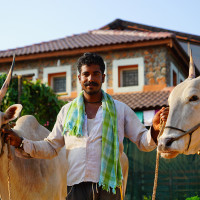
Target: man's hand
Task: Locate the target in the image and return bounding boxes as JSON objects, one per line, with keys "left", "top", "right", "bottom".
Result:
{"left": 2, "top": 129, "right": 23, "bottom": 148}
{"left": 151, "top": 107, "right": 169, "bottom": 143}
{"left": 152, "top": 107, "right": 169, "bottom": 131}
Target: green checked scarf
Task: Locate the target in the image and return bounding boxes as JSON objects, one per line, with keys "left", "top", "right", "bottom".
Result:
{"left": 62, "top": 90, "right": 122, "bottom": 193}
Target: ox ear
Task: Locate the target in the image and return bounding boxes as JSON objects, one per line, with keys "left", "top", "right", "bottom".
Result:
{"left": 3, "top": 104, "right": 23, "bottom": 123}
{"left": 188, "top": 49, "right": 195, "bottom": 79}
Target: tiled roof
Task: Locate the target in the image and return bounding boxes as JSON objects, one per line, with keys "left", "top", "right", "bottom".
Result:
{"left": 62, "top": 90, "right": 170, "bottom": 111}
{"left": 0, "top": 30, "right": 174, "bottom": 58}
{"left": 112, "top": 90, "right": 170, "bottom": 110}
{"left": 100, "top": 19, "right": 200, "bottom": 42}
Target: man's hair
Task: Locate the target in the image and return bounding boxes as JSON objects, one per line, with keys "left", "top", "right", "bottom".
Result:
{"left": 77, "top": 53, "right": 105, "bottom": 74}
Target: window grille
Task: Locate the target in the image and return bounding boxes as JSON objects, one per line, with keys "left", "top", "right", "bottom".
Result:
{"left": 122, "top": 69, "right": 138, "bottom": 87}
{"left": 53, "top": 76, "right": 66, "bottom": 93}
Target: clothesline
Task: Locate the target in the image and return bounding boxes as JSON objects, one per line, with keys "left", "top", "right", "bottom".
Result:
{"left": 135, "top": 110, "right": 159, "bottom": 126}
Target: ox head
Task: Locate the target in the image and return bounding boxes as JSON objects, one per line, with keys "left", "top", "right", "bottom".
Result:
{"left": 158, "top": 51, "right": 200, "bottom": 159}
{"left": 0, "top": 56, "right": 23, "bottom": 150}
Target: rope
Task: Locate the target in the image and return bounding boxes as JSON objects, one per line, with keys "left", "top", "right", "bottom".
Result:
{"left": 0, "top": 132, "right": 5, "bottom": 157}
{"left": 152, "top": 149, "right": 160, "bottom": 200}
{"left": 7, "top": 139, "right": 12, "bottom": 200}
{"left": 152, "top": 120, "right": 166, "bottom": 200}
{"left": 0, "top": 123, "right": 15, "bottom": 200}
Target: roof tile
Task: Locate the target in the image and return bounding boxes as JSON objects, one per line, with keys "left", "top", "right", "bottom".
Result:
{"left": 0, "top": 30, "right": 174, "bottom": 58}
{"left": 112, "top": 90, "right": 170, "bottom": 110}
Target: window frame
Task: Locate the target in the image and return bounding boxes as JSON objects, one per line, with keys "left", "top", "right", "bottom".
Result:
{"left": 43, "top": 65, "right": 71, "bottom": 96}
{"left": 48, "top": 72, "right": 66, "bottom": 94}
{"left": 118, "top": 65, "right": 138, "bottom": 87}
{"left": 113, "top": 57, "right": 144, "bottom": 93}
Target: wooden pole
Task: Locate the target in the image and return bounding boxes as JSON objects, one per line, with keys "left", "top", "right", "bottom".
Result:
{"left": 17, "top": 75, "right": 22, "bottom": 104}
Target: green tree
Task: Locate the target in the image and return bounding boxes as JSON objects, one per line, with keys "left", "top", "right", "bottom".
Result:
{"left": 0, "top": 74, "right": 67, "bottom": 130}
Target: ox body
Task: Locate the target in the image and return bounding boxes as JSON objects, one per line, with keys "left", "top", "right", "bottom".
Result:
{"left": 0, "top": 56, "right": 67, "bottom": 199}
{"left": 0, "top": 105, "right": 68, "bottom": 200}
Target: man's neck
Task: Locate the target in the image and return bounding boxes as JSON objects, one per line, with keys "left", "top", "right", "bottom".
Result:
{"left": 83, "top": 91, "right": 102, "bottom": 103}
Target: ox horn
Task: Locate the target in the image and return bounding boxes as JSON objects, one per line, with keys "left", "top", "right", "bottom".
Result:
{"left": 188, "top": 49, "right": 195, "bottom": 79}
{"left": 0, "top": 55, "right": 15, "bottom": 102}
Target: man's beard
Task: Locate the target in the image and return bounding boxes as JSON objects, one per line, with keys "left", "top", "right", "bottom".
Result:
{"left": 83, "top": 81, "right": 101, "bottom": 95}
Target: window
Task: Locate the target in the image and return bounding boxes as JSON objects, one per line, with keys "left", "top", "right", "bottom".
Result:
{"left": 179, "top": 73, "right": 185, "bottom": 83}
{"left": 43, "top": 65, "right": 71, "bottom": 96}
{"left": 113, "top": 57, "right": 144, "bottom": 93}
{"left": 53, "top": 77, "right": 66, "bottom": 93}
{"left": 170, "top": 62, "right": 185, "bottom": 86}
{"left": 118, "top": 65, "right": 138, "bottom": 87}
{"left": 173, "top": 70, "right": 177, "bottom": 86}
{"left": 179, "top": 41, "right": 200, "bottom": 71}
{"left": 48, "top": 72, "right": 66, "bottom": 93}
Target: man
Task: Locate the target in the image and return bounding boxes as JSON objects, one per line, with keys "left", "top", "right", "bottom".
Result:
{"left": 4, "top": 52, "right": 168, "bottom": 200}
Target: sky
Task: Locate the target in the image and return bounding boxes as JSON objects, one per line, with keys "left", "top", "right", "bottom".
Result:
{"left": 0, "top": 0, "right": 200, "bottom": 51}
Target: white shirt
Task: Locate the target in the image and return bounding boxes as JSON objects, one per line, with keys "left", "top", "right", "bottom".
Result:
{"left": 20, "top": 100, "right": 156, "bottom": 186}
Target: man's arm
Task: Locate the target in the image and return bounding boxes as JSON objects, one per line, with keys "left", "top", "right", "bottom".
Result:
{"left": 123, "top": 104, "right": 168, "bottom": 151}
{"left": 3, "top": 104, "right": 69, "bottom": 159}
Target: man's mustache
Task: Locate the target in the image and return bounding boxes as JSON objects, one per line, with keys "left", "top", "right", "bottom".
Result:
{"left": 84, "top": 82, "right": 99, "bottom": 86}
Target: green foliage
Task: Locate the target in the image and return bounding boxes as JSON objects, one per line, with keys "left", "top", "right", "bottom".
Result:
{"left": 143, "top": 195, "right": 151, "bottom": 200}
{"left": 186, "top": 196, "right": 200, "bottom": 200}
{"left": 0, "top": 74, "right": 67, "bottom": 130}
{"left": 142, "top": 194, "right": 200, "bottom": 200}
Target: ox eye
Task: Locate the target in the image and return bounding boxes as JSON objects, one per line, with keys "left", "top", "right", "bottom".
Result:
{"left": 189, "top": 95, "right": 199, "bottom": 102}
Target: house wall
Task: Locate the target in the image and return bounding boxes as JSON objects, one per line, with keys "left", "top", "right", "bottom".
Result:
{"left": 0, "top": 45, "right": 186, "bottom": 98}
{"left": 100, "top": 46, "right": 167, "bottom": 87}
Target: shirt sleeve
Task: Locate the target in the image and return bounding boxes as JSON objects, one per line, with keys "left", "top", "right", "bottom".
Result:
{"left": 15, "top": 104, "right": 69, "bottom": 159}
{"left": 123, "top": 103, "right": 156, "bottom": 152}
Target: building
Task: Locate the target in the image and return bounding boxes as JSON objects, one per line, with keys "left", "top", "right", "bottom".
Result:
{"left": 0, "top": 19, "right": 199, "bottom": 124}
{"left": 101, "top": 19, "right": 200, "bottom": 71}
{"left": 0, "top": 19, "right": 200, "bottom": 199}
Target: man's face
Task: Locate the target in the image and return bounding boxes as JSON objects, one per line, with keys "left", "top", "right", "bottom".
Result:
{"left": 78, "top": 64, "right": 105, "bottom": 95}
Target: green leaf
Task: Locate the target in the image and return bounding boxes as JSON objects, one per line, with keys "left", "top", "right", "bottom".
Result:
{"left": 0, "top": 75, "right": 67, "bottom": 130}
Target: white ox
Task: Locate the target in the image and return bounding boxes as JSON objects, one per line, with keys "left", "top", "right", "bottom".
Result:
{"left": 158, "top": 52, "right": 200, "bottom": 159}
{"left": 0, "top": 58, "right": 67, "bottom": 199}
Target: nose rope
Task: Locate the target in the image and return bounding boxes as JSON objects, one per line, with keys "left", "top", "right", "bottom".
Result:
{"left": 153, "top": 122, "right": 200, "bottom": 200}
{"left": 164, "top": 123, "right": 200, "bottom": 151}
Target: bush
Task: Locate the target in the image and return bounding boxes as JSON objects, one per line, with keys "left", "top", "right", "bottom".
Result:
{"left": 186, "top": 196, "right": 200, "bottom": 200}
{"left": 0, "top": 74, "right": 67, "bottom": 130}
